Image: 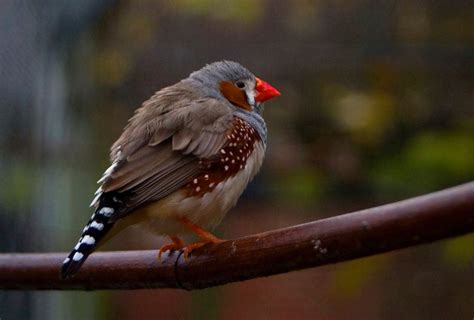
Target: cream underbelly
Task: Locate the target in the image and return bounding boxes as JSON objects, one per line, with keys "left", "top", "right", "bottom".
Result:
{"left": 115, "top": 141, "right": 265, "bottom": 237}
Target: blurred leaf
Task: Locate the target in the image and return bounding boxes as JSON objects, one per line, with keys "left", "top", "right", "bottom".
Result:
{"left": 116, "top": 13, "right": 155, "bottom": 50}
{"left": 370, "top": 129, "right": 474, "bottom": 197}
{"left": 1, "top": 161, "right": 35, "bottom": 210}
{"left": 396, "top": 2, "right": 430, "bottom": 41}
{"left": 404, "top": 131, "right": 474, "bottom": 177}
{"left": 326, "top": 86, "right": 396, "bottom": 146}
{"left": 287, "top": 0, "right": 321, "bottom": 34}
{"left": 270, "top": 167, "right": 326, "bottom": 206}
{"left": 330, "top": 256, "right": 387, "bottom": 297}
{"left": 172, "top": 0, "right": 263, "bottom": 24}
{"left": 93, "top": 49, "right": 130, "bottom": 87}
{"left": 191, "top": 288, "right": 221, "bottom": 320}
{"left": 441, "top": 233, "right": 474, "bottom": 266}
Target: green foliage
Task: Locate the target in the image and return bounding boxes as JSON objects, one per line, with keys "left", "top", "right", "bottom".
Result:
{"left": 442, "top": 233, "right": 474, "bottom": 266}
{"left": 370, "top": 129, "right": 474, "bottom": 197}
{"left": 172, "top": 0, "right": 263, "bottom": 24}
{"left": 270, "top": 167, "right": 327, "bottom": 207}
{"left": 1, "top": 161, "right": 36, "bottom": 211}
{"left": 331, "top": 256, "right": 388, "bottom": 298}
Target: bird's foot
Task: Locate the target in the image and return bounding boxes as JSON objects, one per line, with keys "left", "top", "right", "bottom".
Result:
{"left": 174, "top": 217, "right": 226, "bottom": 260}
{"left": 158, "top": 236, "right": 185, "bottom": 261}
{"left": 182, "top": 238, "right": 225, "bottom": 261}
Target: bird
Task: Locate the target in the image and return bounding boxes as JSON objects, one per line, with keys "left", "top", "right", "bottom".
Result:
{"left": 60, "top": 60, "right": 280, "bottom": 279}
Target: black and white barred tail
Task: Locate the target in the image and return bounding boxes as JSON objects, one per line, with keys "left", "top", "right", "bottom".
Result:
{"left": 60, "top": 193, "right": 122, "bottom": 279}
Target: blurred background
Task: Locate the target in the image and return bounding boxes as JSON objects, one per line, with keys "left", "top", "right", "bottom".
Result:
{"left": 0, "top": 1, "right": 473, "bottom": 319}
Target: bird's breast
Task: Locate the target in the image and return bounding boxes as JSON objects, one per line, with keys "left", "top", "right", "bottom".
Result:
{"left": 184, "top": 139, "right": 266, "bottom": 228}
{"left": 139, "top": 118, "right": 266, "bottom": 233}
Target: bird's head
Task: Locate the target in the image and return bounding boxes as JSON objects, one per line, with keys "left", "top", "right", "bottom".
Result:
{"left": 187, "top": 60, "right": 280, "bottom": 115}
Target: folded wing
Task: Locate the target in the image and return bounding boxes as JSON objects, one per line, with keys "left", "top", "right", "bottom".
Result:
{"left": 98, "top": 87, "right": 234, "bottom": 218}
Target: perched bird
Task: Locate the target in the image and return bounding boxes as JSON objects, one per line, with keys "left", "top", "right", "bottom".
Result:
{"left": 61, "top": 61, "right": 280, "bottom": 279}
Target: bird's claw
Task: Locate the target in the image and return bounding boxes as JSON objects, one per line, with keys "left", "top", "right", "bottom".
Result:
{"left": 157, "top": 236, "right": 185, "bottom": 261}
{"left": 181, "top": 239, "right": 225, "bottom": 261}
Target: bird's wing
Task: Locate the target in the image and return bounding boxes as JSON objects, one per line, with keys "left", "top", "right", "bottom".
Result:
{"left": 96, "top": 89, "right": 234, "bottom": 217}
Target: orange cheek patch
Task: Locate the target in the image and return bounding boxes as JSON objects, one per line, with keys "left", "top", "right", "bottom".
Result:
{"left": 219, "top": 81, "right": 252, "bottom": 112}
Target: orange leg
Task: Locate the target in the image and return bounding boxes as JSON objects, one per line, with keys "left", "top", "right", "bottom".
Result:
{"left": 178, "top": 217, "right": 223, "bottom": 243}
{"left": 158, "top": 235, "right": 185, "bottom": 261}
{"left": 177, "top": 217, "right": 225, "bottom": 260}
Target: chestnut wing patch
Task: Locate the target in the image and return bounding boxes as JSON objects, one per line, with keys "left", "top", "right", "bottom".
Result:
{"left": 184, "top": 117, "right": 261, "bottom": 197}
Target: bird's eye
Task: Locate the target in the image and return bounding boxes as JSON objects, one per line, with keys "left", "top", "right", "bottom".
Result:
{"left": 235, "top": 81, "right": 246, "bottom": 89}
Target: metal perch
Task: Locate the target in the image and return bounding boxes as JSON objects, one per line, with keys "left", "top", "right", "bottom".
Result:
{"left": 0, "top": 182, "right": 472, "bottom": 290}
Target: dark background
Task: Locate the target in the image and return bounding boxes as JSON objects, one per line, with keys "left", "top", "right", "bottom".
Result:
{"left": 0, "top": 1, "right": 473, "bottom": 319}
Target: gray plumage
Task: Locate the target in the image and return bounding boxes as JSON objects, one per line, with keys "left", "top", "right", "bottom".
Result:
{"left": 101, "top": 61, "right": 267, "bottom": 215}
{"left": 61, "top": 60, "right": 275, "bottom": 279}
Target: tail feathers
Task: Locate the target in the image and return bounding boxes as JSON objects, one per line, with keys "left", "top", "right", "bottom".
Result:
{"left": 60, "top": 196, "right": 122, "bottom": 279}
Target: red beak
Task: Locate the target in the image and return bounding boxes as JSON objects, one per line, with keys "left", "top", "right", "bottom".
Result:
{"left": 255, "top": 77, "right": 281, "bottom": 103}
